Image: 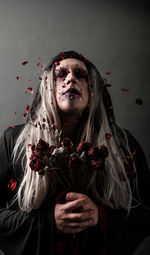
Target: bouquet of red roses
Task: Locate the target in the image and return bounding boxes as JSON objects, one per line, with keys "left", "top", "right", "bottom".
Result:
{"left": 29, "top": 138, "right": 108, "bottom": 194}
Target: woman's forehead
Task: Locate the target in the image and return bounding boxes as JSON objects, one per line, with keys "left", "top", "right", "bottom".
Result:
{"left": 57, "top": 58, "right": 87, "bottom": 69}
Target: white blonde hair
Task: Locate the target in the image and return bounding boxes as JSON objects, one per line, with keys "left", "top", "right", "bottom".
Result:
{"left": 13, "top": 61, "right": 136, "bottom": 212}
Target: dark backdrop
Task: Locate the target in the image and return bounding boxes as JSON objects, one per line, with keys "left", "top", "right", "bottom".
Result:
{"left": 0, "top": 0, "right": 150, "bottom": 165}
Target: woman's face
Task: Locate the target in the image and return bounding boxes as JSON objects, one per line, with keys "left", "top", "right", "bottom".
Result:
{"left": 54, "top": 58, "right": 89, "bottom": 115}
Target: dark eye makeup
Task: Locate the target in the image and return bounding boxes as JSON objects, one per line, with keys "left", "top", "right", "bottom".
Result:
{"left": 54, "top": 67, "right": 88, "bottom": 79}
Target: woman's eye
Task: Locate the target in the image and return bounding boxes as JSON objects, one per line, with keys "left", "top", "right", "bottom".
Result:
{"left": 74, "top": 69, "right": 88, "bottom": 79}
{"left": 55, "top": 69, "right": 67, "bottom": 78}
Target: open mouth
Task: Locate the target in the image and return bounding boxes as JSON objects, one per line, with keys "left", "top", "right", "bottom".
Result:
{"left": 64, "top": 88, "right": 81, "bottom": 96}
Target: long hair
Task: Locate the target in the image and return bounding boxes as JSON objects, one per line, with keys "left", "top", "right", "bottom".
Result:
{"left": 13, "top": 51, "right": 136, "bottom": 212}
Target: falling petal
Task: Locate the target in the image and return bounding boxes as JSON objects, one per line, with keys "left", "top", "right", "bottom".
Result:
{"left": 26, "top": 105, "right": 30, "bottom": 113}
{"left": 37, "top": 62, "right": 40, "bottom": 67}
{"left": 27, "top": 87, "right": 34, "bottom": 94}
{"left": 8, "top": 126, "right": 15, "bottom": 128}
{"left": 39, "top": 77, "right": 42, "bottom": 80}
{"left": 8, "top": 178, "right": 17, "bottom": 191}
{"left": 22, "top": 113, "right": 27, "bottom": 119}
{"left": 22, "top": 61, "right": 28, "bottom": 65}
{"left": 106, "top": 72, "right": 112, "bottom": 75}
{"left": 105, "top": 133, "right": 112, "bottom": 139}
{"left": 121, "top": 88, "right": 131, "bottom": 92}
{"left": 103, "top": 82, "right": 112, "bottom": 87}
{"left": 28, "top": 80, "right": 31, "bottom": 83}
{"left": 135, "top": 98, "right": 143, "bottom": 105}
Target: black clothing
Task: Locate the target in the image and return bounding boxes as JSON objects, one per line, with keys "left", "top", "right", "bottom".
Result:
{"left": 0, "top": 125, "right": 150, "bottom": 255}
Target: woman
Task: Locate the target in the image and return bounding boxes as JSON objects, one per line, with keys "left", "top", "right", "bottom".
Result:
{"left": 0, "top": 51, "right": 150, "bottom": 255}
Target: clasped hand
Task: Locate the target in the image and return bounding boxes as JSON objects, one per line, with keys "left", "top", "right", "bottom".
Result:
{"left": 54, "top": 192, "right": 98, "bottom": 234}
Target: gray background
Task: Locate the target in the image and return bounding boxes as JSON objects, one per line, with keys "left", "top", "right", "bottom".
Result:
{"left": 0, "top": 0, "right": 150, "bottom": 165}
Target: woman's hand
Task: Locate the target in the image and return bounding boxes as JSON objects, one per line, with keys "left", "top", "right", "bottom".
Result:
{"left": 54, "top": 192, "right": 98, "bottom": 234}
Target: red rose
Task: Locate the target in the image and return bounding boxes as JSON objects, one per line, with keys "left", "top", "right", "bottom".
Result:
{"left": 36, "top": 138, "right": 49, "bottom": 150}
{"left": 69, "top": 155, "right": 82, "bottom": 170}
{"left": 77, "top": 141, "right": 92, "bottom": 153}
{"left": 100, "top": 145, "right": 109, "bottom": 159}
{"left": 90, "top": 159, "right": 104, "bottom": 171}
{"left": 62, "top": 138, "right": 73, "bottom": 152}
{"left": 46, "top": 144, "right": 57, "bottom": 157}
{"left": 88, "top": 145, "right": 108, "bottom": 160}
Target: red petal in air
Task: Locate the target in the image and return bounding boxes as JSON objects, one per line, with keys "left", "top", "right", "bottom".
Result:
{"left": 121, "top": 88, "right": 131, "bottom": 92}
{"left": 8, "top": 178, "right": 17, "bottom": 191}
{"left": 26, "top": 105, "right": 30, "bottom": 113}
{"left": 39, "top": 77, "right": 42, "bottom": 80}
{"left": 37, "top": 62, "right": 40, "bottom": 67}
{"left": 22, "top": 61, "right": 28, "bottom": 65}
{"left": 105, "top": 133, "right": 112, "bottom": 139}
{"left": 27, "top": 87, "right": 34, "bottom": 94}
{"left": 22, "top": 113, "right": 27, "bottom": 119}
{"left": 106, "top": 72, "right": 112, "bottom": 75}
{"left": 8, "top": 126, "right": 15, "bottom": 128}
{"left": 135, "top": 98, "right": 143, "bottom": 105}
{"left": 103, "top": 82, "right": 112, "bottom": 87}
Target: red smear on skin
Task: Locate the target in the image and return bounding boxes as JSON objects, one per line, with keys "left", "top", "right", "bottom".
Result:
{"left": 51, "top": 101, "right": 54, "bottom": 104}
{"left": 26, "top": 105, "right": 30, "bottom": 113}
{"left": 22, "top": 61, "right": 28, "bottom": 66}
{"left": 37, "top": 62, "right": 40, "bottom": 67}
{"left": 121, "top": 88, "right": 131, "bottom": 92}
{"left": 106, "top": 72, "right": 112, "bottom": 75}
{"left": 8, "top": 126, "right": 15, "bottom": 128}
{"left": 103, "top": 82, "right": 112, "bottom": 87}
{"left": 135, "top": 98, "right": 143, "bottom": 105}
{"left": 22, "top": 113, "right": 27, "bottom": 119}
{"left": 8, "top": 178, "right": 17, "bottom": 191}
{"left": 27, "top": 87, "right": 34, "bottom": 94}
{"left": 62, "top": 78, "right": 65, "bottom": 81}
{"left": 105, "top": 133, "right": 112, "bottom": 139}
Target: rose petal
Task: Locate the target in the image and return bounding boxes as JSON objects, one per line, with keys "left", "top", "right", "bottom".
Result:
{"left": 105, "top": 133, "right": 112, "bottom": 139}
{"left": 106, "top": 72, "right": 112, "bottom": 75}
{"left": 26, "top": 105, "right": 30, "bottom": 113}
{"left": 135, "top": 98, "right": 143, "bottom": 105}
{"left": 27, "top": 87, "right": 34, "bottom": 94}
{"left": 22, "top": 61, "right": 28, "bottom": 65}
{"left": 8, "top": 178, "right": 17, "bottom": 191}
{"left": 121, "top": 88, "right": 131, "bottom": 92}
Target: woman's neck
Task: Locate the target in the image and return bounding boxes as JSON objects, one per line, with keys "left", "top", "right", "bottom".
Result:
{"left": 60, "top": 112, "right": 81, "bottom": 140}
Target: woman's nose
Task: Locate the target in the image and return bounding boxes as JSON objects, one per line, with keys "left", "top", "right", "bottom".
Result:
{"left": 66, "top": 71, "right": 76, "bottom": 85}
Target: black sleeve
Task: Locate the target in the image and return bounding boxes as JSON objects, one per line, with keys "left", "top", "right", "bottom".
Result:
{"left": 0, "top": 127, "right": 55, "bottom": 255}
{"left": 105, "top": 130, "right": 150, "bottom": 255}
{"left": 123, "top": 130, "right": 150, "bottom": 253}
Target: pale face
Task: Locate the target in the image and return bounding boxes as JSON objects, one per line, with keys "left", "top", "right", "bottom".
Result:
{"left": 54, "top": 58, "right": 89, "bottom": 115}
